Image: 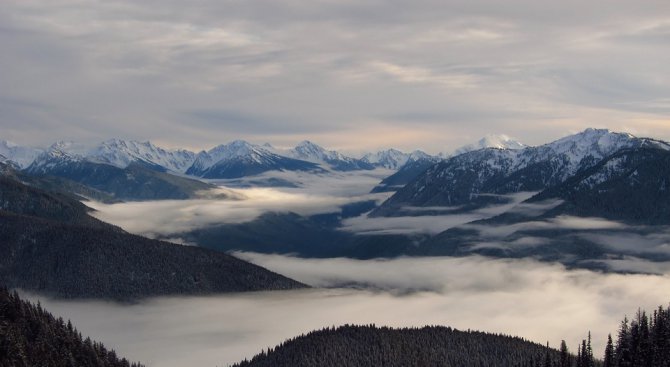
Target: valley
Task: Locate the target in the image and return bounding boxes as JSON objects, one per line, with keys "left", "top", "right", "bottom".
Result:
{"left": 2, "top": 129, "right": 670, "bottom": 366}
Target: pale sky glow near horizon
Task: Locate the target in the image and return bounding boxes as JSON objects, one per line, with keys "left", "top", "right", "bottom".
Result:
{"left": 1, "top": 0, "right": 669, "bottom": 154}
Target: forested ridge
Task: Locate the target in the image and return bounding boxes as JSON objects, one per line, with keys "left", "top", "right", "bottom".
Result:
{"left": 0, "top": 287, "right": 143, "bottom": 367}
{"left": 232, "top": 324, "right": 563, "bottom": 367}
{"left": 0, "top": 172, "right": 306, "bottom": 301}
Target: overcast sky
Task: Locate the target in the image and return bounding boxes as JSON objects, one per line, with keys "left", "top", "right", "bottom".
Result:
{"left": 1, "top": 0, "right": 669, "bottom": 153}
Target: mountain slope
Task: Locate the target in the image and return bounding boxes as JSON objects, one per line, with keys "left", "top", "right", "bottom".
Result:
{"left": 529, "top": 147, "right": 670, "bottom": 224}
{"left": 0, "top": 212, "right": 307, "bottom": 301}
{"left": 372, "top": 129, "right": 669, "bottom": 216}
{"left": 232, "top": 325, "right": 561, "bottom": 367}
{"left": 1, "top": 160, "right": 118, "bottom": 203}
{"left": 417, "top": 147, "right": 670, "bottom": 265}
{"left": 371, "top": 155, "right": 442, "bottom": 193}
{"left": 0, "top": 176, "right": 306, "bottom": 301}
{"left": 186, "top": 140, "right": 323, "bottom": 179}
{"left": 25, "top": 145, "right": 216, "bottom": 200}
{"left": 0, "top": 174, "right": 106, "bottom": 227}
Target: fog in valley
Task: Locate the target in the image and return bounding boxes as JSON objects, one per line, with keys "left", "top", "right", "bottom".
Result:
{"left": 67, "top": 173, "right": 670, "bottom": 366}
{"left": 23, "top": 254, "right": 670, "bottom": 367}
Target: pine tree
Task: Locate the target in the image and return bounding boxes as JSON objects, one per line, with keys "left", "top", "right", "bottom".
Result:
{"left": 603, "top": 334, "right": 614, "bottom": 367}
{"left": 544, "top": 342, "right": 552, "bottom": 367}
{"left": 586, "top": 332, "right": 594, "bottom": 367}
{"left": 616, "top": 316, "right": 632, "bottom": 367}
{"left": 559, "top": 340, "right": 570, "bottom": 367}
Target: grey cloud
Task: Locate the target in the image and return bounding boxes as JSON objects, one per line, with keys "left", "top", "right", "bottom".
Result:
{"left": 466, "top": 216, "right": 629, "bottom": 239}
{"left": 579, "top": 231, "right": 670, "bottom": 256}
{"left": 340, "top": 192, "right": 536, "bottom": 235}
{"left": 2, "top": 1, "right": 670, "bottom": 150}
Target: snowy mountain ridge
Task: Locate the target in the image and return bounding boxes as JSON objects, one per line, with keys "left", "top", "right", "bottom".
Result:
{"left": 0, "top": 140, "right": 44, "bottom": 168}
{"left": 452, "top": 134, "right": 526, "bottom": 156}
{"left": 372, "top": 128, "right": 670, "bottom": 216}
{"left": 286, "top": 140, "right": 374, "bottom": 171}
{"left": 87, "top": 139, "right": 196, "bottom": 173}
{"left": 361, "top": 148, "right": 436, "bottom": 170}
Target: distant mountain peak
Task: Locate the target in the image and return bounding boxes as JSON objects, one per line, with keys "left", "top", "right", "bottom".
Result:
{"left": 88, "top": 138, "right": 196, "bottom": 172}
{"left": 453, "top": 134, "right": 526, "bottom": 155}
{"left": 0, "top": 140, "right": 44, "bottom": 168}
{"left": 361, "top": 148, "right": 436, "bottom": 170}
{"left": 289, "top": 141, "right": 374, "bottom": 171}
{"left": 372, "top": 128, "right": 664, "bottom": 217}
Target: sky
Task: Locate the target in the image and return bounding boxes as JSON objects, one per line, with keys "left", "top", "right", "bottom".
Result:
{"left": 1, "top": 0, "right": 669, "bottom": 153}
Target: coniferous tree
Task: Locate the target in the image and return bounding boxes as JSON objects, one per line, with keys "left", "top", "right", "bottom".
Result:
{"left": 603, "top": 334, "right": 614, "bottom": 367}
{"left": 559, "top": 340, "right": 570, "bottom": 367}
{"left": 615, "top": 316, "right": 632, "bottom": 367}
{"left": 586, "top": 332, "right": 594, "bottom": 367}
{"left": 544, "top": 342, "right": 552, "bottom": 367}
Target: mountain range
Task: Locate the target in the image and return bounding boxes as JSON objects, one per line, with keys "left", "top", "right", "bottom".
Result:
{"left": 159, "top": 129, "right": 670, "bottom": 273}
{"left": 371, "top": 129, "right": 670, "bottom": 216}
{"left": 2, "top": 134, "right": 526, "bottom": 181}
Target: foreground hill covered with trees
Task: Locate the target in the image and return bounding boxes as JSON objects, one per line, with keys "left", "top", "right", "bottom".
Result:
{"left": 232, "top": 325, "right": 562, "bottom": 367}
{"left": 232, "top": 304, "right": 670, "bottom": 367}
{"left": 0, "top": 287, "right": 143, "bottom": 367}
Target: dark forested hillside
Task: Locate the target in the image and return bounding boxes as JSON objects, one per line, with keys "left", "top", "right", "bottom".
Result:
{"left": 0, "top": 175, "right": 106, "bottom": 228}
{"left": 409, "top": 147, "right": 670, "bottom": 267}
{"left": 529, "top": 147, "right": 670, "bottom": 224}
{"left": 1, "top": 161, "right": 119, "bottom": 203}
{"left": 231, "top": 325, "right": 562, "bottom": 367}
{"left": 370, "top": 157, "right": 439, "bottom": 193}
{"left": 0, "top": 212, "right": 306, "bottom": 301}
{"left": 176, "top": 211, "right": 421, "bottom": 259}
{"left": 26, "top": 158, "right": 217, "bottom": 200}
{"left": 0, "top": 287, "right": 143, "bottom": 367}
{"left": 0, "top": 175, "right": 306, "bottom": 301}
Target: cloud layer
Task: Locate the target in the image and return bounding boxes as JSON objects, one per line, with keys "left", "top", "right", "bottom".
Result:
{"left": 88, "top": 170, "right": 391, "bottom": 236}
{"left": 23, "top": 254, "right": 670, "bottom": 367}
{"left": 2, "top": 1, "right": 670, "bottom": 151}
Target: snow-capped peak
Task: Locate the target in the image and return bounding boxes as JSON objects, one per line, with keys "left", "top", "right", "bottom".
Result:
{"left": 287, "top": 141, "right": 374, "bottom": 171}
{"left": 0, "top": 140, "right": 44, "bottom": 168}
{"left": 291, "top": 140, "right": 343, "bottom": 162}
{"left": 46, "top": 141, "right": 89, "bottom": 157}
{"left": 361, "top": 148, "right": 409, "bottom": 169}
{"left": 544, "top": 128, "right": 637, "bottom": 156}
{"left": 361, "top": 148, "right": 436, "bottom": 170}
{"left": 453, "top": 134, "right": 526, "bottom": 156}
{"left": 210, "top": 140, "right": 261, "bottom": 159}
{"left": 87, "top": 138, "right": 196, "bottom": 172}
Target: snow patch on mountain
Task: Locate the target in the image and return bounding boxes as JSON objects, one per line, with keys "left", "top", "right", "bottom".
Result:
{"left": 361, "top": 149, "right": 435, "bottom": 170}
{"left": 453, "top": 134, "right": 526, "bottom": 156}
{"left": 287, "top": 141, "right": 373, "bottom": 171}
{"left": 0, "top": 140, "right": 44, "bottom": 168}
{"left": 87, "top": 139, "right": 196, "bottom": 172}
{"left": 25, "top": 141, "right": 86, "bottom": 174}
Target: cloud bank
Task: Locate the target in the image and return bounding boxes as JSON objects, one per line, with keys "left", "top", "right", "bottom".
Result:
{"left": 23, "top": 254, "right": 670, "bottom": 367}
{"left": 340, "top": 191, "right": 536, "bottom": 235}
